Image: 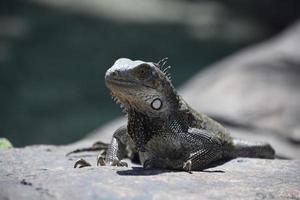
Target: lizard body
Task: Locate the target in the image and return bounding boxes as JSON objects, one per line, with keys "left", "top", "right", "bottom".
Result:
{"left": 73, "top": 58, "right": 275, "bottom": 171}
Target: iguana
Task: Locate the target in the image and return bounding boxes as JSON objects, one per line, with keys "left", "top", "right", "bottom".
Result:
{"left": 69, "top": 58, "right": 275, "bottom": 172}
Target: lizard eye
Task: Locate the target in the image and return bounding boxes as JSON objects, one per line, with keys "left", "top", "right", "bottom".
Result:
{"left": 140, "top": 69, "right": 146, "bottom": 75}
{"left": 135, "top": 64, "right": 150, "bottom": 79}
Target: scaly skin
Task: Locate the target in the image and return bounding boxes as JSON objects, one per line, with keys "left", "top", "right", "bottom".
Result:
{"left": 71, "top": 58, "right": 275, "bottom": 172}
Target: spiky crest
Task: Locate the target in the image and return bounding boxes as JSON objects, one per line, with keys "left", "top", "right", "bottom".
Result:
{"left": 156, "top": 57, "right": 172, "bottom": 81}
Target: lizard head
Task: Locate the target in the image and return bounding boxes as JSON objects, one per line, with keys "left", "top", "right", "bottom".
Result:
{"left": 105, "top": 58, "right": 179, "bottom": 117}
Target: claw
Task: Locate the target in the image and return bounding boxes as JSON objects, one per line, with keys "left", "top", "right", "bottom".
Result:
{"left": 74, "top": 158, "right": 92, "bottom": 168}
{"left": 97, "top": 155, "right": 106, "bottom": 166}
{"left": 183, "top": 160, "right": 192, "bottom": 173}
{"left": 117, "top": 161, "right": 128, "bottom": 167}
{"left": 96, "top": 156, "right": 128, "bottom": 167}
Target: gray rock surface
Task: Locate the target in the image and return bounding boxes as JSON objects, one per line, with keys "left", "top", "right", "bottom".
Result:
{"left": 1, "top": 145, "right": 299, "bottom": 200}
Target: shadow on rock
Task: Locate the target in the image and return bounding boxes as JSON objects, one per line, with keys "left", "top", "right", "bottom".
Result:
{"left": 117, "top": 164, "right": 226, "bottom": 176}
{"left": 117, "top": 167, "right": 168, "bottom": 176}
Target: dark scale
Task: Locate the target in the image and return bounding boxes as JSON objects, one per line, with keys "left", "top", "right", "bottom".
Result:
{"left": 127, "top": 109, "right": 165, "bottom": 152}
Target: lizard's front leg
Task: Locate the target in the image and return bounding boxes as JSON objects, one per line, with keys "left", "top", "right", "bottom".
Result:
{"left": 98, "top": 125, "right": 133, "bottom": 167}
{"left": 74, "top": 125, "right": 133, "bottom": 168}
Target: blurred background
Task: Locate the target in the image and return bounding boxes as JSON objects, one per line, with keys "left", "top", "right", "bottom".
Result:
{"left": 1, "top": 0, "right": 300, "bottom": 147}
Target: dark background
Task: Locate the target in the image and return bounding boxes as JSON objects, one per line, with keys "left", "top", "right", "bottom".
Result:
{"left": 1, "top": 0, "right": 300, "bottom": 146}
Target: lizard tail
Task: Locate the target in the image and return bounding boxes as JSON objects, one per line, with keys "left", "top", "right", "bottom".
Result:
{"left": 226, "top": 139, "right": 275, "bottom": 159}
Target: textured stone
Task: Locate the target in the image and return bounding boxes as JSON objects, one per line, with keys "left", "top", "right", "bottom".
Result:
{"left": 1, "top": 145, "right": 299, "bottom": 200}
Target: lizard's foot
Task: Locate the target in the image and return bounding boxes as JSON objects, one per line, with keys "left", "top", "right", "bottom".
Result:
{"left": 74, "top": 158, "right": 92, "bottom": 168}
{"left": 66, "top": 141, "right": 109, "bottom": 156}
{"left": 183, "top": 160, "right": 192, "bottom": 173}
{"left": 115, "top": 160, "right": 128, "bottom": 167}
{"left": 97, "top": 155, "right": 128, "bottom": 167}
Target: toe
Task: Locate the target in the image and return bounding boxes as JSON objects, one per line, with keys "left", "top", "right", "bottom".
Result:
{"left": 117, "top": 161, "right": 128, "bottom": 167}
{"left": 97, "top": 156, "right": 106, "bottom": 166}
{"left": 183, "top": 160, "right": 192, "bottom": 173}
{"left": 74, "top": 158, "right": 92, "bottom": 168}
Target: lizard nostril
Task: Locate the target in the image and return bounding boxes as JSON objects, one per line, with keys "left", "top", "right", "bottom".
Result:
{"left": 112, "top": 71, "right": 117, "bottom": 77}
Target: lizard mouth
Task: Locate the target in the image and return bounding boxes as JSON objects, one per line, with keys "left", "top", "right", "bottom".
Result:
{"left": 106, "top": 78, "right": 155, "bottom": 90}
{"left": 105, "top": 78, "right": 137, "bottom": 88}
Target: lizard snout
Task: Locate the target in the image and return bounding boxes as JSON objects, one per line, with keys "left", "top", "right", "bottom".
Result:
{"left": 105, "top": 69, "right": 119, "bottom": 81}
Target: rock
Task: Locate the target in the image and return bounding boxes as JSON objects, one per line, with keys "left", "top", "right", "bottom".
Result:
{"left": 0, "top": 145, "right": 299, "bottom": 200}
